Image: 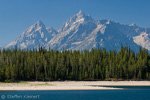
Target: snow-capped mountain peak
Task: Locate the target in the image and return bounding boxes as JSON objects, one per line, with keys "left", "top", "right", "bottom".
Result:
{"left": 4, "top": 10, "right": 150, "bottom": 52}
{"left": 58, "top": 10, "right": 93, "bottom": 32}
{"left": 76, "top": 10, "right": 85, "bottom": 17}
{"left": 4, "top": 21, "right": 53, "bottom": 49}
{"left": 35, "top": 20, "right": 45, "bottom": 27}
{"left": 75, "top": 10, "right": 93, "bottom": 22}
{"left": 23, "top": 20, "right": 46, "bottom": 36}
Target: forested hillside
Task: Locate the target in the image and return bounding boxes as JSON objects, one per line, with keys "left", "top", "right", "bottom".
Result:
{"left": 0, "top": 46, "right": 150, "bottom": 82}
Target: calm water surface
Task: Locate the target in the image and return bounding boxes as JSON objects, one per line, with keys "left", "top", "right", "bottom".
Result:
{"left": 0, "top": 87, "right": 150, "bottom": 100}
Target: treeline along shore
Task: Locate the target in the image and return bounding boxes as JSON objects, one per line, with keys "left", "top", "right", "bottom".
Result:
{"left": 0, "top": 46, "right": 150, "bottom": 82}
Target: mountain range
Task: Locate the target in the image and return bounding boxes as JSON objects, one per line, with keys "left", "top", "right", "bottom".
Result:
{"left": 3, "top": 10, "right": 150, "bottom": 52}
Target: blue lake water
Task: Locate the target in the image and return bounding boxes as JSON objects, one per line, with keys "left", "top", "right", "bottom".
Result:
{"left": 0, "top": 87, "right": 150, "bottom": 100}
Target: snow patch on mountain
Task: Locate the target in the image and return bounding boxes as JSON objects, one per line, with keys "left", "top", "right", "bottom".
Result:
{"left": 46, "top": 27, "right": 58, "bottom": 37}
{"left": 133, "top": 32, "right": 150, "bottom": 51}
{"left": 4, "top": 41, "right": 17, "bottom": 49}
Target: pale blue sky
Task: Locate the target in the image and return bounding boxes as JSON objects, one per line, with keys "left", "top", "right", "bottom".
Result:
{"left": 0, "top": 0, "right": 150, "bottom": 47}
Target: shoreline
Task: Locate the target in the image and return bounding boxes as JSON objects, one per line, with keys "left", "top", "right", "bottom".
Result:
{"left": 0, "top": 81, "right": 150, "bottom": 91}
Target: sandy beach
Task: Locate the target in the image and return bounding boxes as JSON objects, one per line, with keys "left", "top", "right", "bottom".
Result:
{"left": 0, "top": 81, "right": 150, "bottom": 90}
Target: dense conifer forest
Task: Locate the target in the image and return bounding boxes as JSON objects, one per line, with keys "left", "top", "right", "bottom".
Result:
{"left": 0, "top": 46, "right": 150, "bottom": 82}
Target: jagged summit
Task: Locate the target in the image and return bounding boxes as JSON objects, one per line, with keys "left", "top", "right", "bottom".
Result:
{"left": 35, "top": 20, "right": 45, "bottom": 27}
{"left": 22, "top": 20, "right": 46, "bottom": 38}
{"left": 75, "top": 10, "right": 93, "bottom": 22}
{"left": 58, "top": 10, "right": 93, "bottom": 32}
{"left": 36, "top": 20, "right": 44, "bottom": 24}
{"left": 67, "top": 10, "right": 93, "bottom": 23}
{"left": 4, "top": 21, "right": 52, "bottom": 49}
{"left": 34, "top": 20, "right": 46, "bottom": 29}
{"left": 76, "top": 10, "right": 85, "bottom": 16}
